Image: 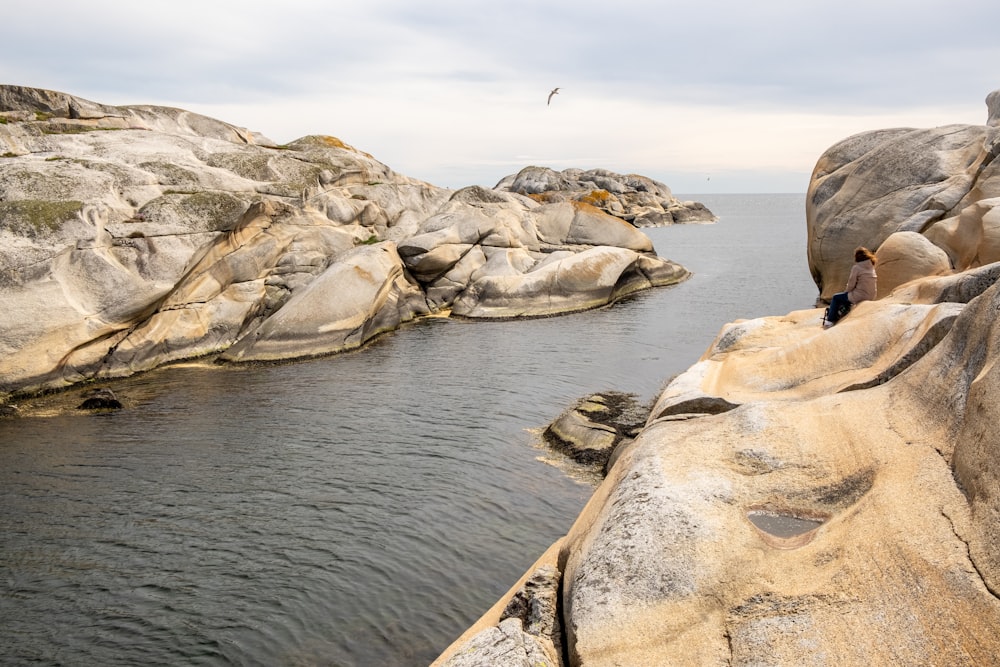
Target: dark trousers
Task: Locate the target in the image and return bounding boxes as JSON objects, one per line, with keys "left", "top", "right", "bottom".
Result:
{"left": 826, "top": 291, "right": 851, "bottom": 324}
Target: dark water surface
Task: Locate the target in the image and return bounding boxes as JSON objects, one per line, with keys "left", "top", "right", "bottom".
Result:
{"left": 0, "top": 194, "right": 817, "bottom": 666}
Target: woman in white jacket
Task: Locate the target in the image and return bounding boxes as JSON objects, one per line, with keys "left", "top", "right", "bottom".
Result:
{"left": 824, "top": 247, "right": 877, "bottom": 326}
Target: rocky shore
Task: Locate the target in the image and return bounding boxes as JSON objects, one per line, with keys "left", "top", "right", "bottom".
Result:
{"left": 0, "top": 85, "right": 706, "bottom": 402}
{"left": 6, "top": 84, "right": 1000, "bottom": 666}
{"left": 434, "top": 92, "right": 1000, "bottom": 665}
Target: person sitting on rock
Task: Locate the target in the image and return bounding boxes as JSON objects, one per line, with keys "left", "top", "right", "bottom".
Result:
{"left": 824, "top": 246, "right": 877, "bottom": 327}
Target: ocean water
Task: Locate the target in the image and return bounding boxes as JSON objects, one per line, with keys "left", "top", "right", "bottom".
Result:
{"left": 0, "top": 194, "right": 817, "bottom": 666}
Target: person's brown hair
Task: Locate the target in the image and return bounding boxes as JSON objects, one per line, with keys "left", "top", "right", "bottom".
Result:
{"left": 855, "top": 246, "right": 877, "bottom": 265}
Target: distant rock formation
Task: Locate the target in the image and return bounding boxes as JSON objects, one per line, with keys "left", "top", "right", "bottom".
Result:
{"left": 495, "top": 166, "right": 716, "bottom": 227}
{"left": 0, "top": 86, "right": 696, "bottom": 400}
{"left": 435, "top": 91, "right": 1000, "bottom": 666}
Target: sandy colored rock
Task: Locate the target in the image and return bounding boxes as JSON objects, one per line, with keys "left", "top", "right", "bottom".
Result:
{"left": 807, "top": 91, "right": 1000, "bottom": 301}
{"left": 550, "top": 275, "right": 1000, "bottom": 666}
{"left": 543, "top": 392, "right": 647, "bottom": 471}
{"left": 450, "top": 246, "right": 688, "bottom": 319}
{"left": 874, "top": 230, "right": 951, "bottom": 294}
{"left": 924, "top": 196, "right": 1000, "bottom": 269}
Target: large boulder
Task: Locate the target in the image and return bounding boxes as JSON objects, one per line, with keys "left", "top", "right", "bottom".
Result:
{"left": 449, "top": 245, "right": 687, "bottom": 318}
{"left": 807, "top": 91, "right": 1000, "bottom": 301}
{"left": 923, "top": 196, "right": 1000, "bottom": 269}
{"left": 873, "top": 230, "right": 952, "bottom": 294}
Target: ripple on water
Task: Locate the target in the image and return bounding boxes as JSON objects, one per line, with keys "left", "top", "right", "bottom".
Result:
{"left": 0, "top": 195, "right": 816, "bottom": 666}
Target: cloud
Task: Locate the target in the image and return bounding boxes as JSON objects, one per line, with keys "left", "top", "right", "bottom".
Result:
{"left": 2, "top": 0, "right": 998, "bottom": 191}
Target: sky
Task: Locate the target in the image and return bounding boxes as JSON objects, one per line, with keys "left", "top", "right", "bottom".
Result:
{"left": 3, "top": 0, "right": 999, "bottom": 194}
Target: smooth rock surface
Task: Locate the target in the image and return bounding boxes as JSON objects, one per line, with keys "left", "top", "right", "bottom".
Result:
{"left": 0, "top": 86, "right": 694, "bottom": 399}
{"left": 444, "top": 266, "right": 1000, "bottom": 667}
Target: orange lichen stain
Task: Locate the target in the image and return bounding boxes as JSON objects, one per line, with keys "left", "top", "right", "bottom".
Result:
{"left": 353, "top": 265, "right": 375, "bottom": 281}
{"left": 570, "top": 200, "right": 611, "bottom": 216}
{"left": 311, "top": 135, "right": 375, "bottom": 159}
{"left": 316, "top": 135, "right": 350, "bottom": 149}
{"left": 579, "top": 189, "right": 613, "bottom": 206}
{"left": 527, "top": 192, "right": 561, "bottom": 204}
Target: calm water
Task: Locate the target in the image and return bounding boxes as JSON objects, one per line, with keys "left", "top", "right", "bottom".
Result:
{"left": 0, "top": 194, "right": 817, "bottom": 666}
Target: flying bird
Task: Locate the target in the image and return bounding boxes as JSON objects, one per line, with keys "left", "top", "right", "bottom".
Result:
{"left": 547, "top": 87, "right": 560, "bottom": 106}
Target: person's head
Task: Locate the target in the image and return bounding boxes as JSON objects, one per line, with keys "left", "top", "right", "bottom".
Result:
{"left": 854, "top": 246, "right": 877, "bottom": 264}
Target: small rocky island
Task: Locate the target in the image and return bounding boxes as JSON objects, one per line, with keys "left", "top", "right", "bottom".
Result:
{"left": 0, "top": 85, "right": 707, "bottom": 402}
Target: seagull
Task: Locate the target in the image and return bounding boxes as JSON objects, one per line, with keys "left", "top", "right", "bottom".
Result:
{"left": 547, "top": 87, "right": 560, "bottom": 106}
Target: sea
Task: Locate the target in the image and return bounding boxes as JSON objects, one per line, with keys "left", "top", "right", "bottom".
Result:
{"left": 0, "top": 193, "right": 818, "bottom": 666}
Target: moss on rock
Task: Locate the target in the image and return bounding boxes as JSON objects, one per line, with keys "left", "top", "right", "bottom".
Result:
{"left": 0, "top": 199, "right": 84, "bottom": 236}
{"left": 138, "top": 191, "right": 248, "bottom": 232}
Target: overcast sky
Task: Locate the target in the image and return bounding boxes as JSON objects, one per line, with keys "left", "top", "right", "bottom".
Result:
{"left": 4, "top": 0, "right": 998, "bottom": 193}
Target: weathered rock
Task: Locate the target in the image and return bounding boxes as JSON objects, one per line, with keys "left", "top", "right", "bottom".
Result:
{"left": 874, "top": 230, "right": 952, "bottom": 293}
{"left": 924, "top": 196, "right": 1000, "bottom": 270}
{"left": 219, "top": 242, "right": 428, "bottom": 362}
{"left": 0, "top": 86, "right": 451, "bottom": 395}
{"left": 399, "top": 191, "right": 690, "bottom": 318}
{"left": 450, "top": 246, "right": 688, "bottom": 318}
{"left": 495, "top": 166, "right": 716, "bottom": 226}
{"left": 76, "top": 387, "right": 123, "bottom": 410}
{"left": 438, "top": 617, "right": 554, "bottom": 667}
{"left": 555, "top": 276, "right": 1000, "bottom": 666}
{"left": 532, "top": 201, "right": 655, "bottom": 251}
{"left": 432, "top": 543, "right": 565, "bottom": 667}
{"left": 543, "top": 392, "right": 648, "bottom": 472}
{"left": 0, "top": 86, "right": 693, "bottom": 399}
{"left": 498, "top": 565, "right": 562, "bottom": 644}
{"left": 648, "top": 298, "right": 963, "bottom": 419}
{"left": 807, "top": 91, "right": 1000, "bottom": 301}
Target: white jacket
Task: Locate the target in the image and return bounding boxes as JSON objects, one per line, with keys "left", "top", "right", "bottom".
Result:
{"left": 846, "top": 259, "right": 877, "bottom": 303}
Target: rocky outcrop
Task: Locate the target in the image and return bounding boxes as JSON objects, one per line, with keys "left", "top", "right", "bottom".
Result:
{"left": 436, "top": 94, "right": 1000, "bottom": 666}
{"left": 76, "top": 387, "right": 123, "bottom": 410}
{"left": 543, "top": 391, "right": 648, "bottom": 473}
{"left": 0, "top": 86, "right": 693, "bottom": 400}
{"left": 440, "top": 563, "right": 563, "bottom": 667}
{"left": 442, "top": 257, "right": 1000, "bottom": 667}
{"left": 396, "top": 186, "right": 689, "bottom": 319}
{"left": 808, "top": 92, "right": 1000, "bottom": 301}
{"left": 495, "top": 166, "right": 716, "bottom": 227}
